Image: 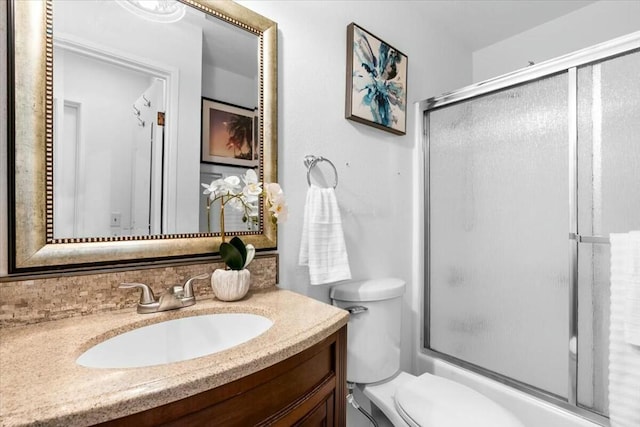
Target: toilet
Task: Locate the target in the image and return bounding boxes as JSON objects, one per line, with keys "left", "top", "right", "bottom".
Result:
{"left": 330, "top": 278, "right": 525, "bottom": 427}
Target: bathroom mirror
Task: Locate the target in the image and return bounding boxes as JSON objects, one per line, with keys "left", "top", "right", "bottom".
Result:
{"left": 8, "top": 0, "right": 278, "bottom": 272}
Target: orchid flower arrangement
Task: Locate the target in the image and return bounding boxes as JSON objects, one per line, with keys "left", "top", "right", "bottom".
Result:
{"left": 201, "top": 169, "right": 287, "bottom": 270}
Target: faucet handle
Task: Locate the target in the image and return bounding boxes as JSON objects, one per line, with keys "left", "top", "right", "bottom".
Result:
{"left": 183, "top": 273, "right": 210, "bottom": 298}
{"left": 119, "top": 283, "right": 156, "bottom": 305}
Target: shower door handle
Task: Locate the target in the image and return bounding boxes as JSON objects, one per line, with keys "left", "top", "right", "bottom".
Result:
{"left": 568, "top": 233, "right": 610, "bottom": 244}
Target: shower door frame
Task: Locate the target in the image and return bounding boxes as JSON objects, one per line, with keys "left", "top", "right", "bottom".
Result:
{"left": 420, "top": 31, "right": 640, "bottom": 427}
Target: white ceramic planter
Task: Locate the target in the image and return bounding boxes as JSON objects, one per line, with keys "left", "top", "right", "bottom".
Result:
{"left": 211, "top": 269, "right": 251, "bottom": 301}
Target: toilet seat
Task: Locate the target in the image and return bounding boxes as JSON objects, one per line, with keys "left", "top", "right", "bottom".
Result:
{"left": 364, "top": 372, "right": 415, "bottom": 426}
{"left": 394, "top": 373, "right": 524, "bottom": 427}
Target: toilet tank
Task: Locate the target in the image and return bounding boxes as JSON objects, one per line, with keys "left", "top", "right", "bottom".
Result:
{"left": 330, "top": 278, "right": 406, "bottom": 384}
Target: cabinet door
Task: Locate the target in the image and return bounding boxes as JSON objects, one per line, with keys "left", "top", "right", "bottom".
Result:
{"left": 270, "top": 379, "right": 337, "bottom": 427}
{"left": 294, "top": 391, "right": 334, "bottom": 427}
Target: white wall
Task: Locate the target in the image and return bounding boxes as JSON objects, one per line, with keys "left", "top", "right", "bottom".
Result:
{"left": 473, "top": 0, "right": 640, "bottom": 82}
{"left": 239, "top": 0, "right": 472, "bottom": 388}
{"left": 202, "top": 64, "right": 257, "bottom": 109}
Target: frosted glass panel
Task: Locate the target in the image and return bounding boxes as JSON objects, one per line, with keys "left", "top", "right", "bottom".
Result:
{"left": 577, "top": 243, "right": 610, "bottom": 415}
{"left": 577, "top": 51, "right": 640, "bottom": 236}
{"left": 576, "top": 50, "right": 640, "bottom": 415}
{"left": 428, "top": 74, "right": 569, "bottom": 397}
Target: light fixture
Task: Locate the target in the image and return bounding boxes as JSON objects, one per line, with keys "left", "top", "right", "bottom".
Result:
{"left": 115, "top": 0, "right": 186, "bottom": 24}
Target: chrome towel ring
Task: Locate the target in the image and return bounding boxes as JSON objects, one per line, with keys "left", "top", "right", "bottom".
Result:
{"left": 304, "top": 155, "right": 338, "bottom": 189}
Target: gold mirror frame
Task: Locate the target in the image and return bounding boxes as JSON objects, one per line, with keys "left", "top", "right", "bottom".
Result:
{"left": 9, "top": 0, "right": 277, "bottom": 272}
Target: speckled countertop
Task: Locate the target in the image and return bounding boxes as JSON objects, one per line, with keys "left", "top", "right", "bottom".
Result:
{"left": 0, "top": 288, "right": 349, "bottom": 426}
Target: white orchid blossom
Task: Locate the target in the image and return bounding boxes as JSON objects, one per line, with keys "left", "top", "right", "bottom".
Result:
{"left": 223, "top": 175, "right": 241, "bottom": 187}
{"left": 201, "top": 171, "right": 286, "bottom": 240}
{"left": 269, "top": 199, "right": 288, "bottom": 223}
{"left": 201, "top": 176, "right": 241, "bottom": 201}
{"left": 265, "top": 183, "right": 285, "bottom": 207}
{"left": 218, "top": 176, "right": 241, "bottom": 196}
{"left": 242, "top": 169, "right": 263, "bottom": 196}
{"left": 226, "top": 196, "right": 245, "bottom": 212}
{"left": 264, "top": 182, "right": 288, "bottom": 223}
{"left": 201, "top": 181, "right": 217, "bottom": 198}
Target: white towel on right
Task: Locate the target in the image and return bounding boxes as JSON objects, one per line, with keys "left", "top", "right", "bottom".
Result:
{"left": 609, "top": 231, "right": 640, "bottom": 427}
{"left": 299, "top": 185, "right": 351, "bottom": 285}
{"left": 623, "top": 231, "right": 640, "bottom": 346}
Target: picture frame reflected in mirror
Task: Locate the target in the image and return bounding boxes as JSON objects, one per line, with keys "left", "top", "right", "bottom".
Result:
{"left": 201, "top": 98, "right": 259, "bottom": 168}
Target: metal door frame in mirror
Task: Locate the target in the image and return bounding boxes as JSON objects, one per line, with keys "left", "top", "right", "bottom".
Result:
{"left": 8, "top": 0, "right": 278, "bottom": 272}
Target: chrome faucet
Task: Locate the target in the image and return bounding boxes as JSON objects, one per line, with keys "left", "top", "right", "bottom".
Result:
{"left": 119, "top": 273, "right": 210, "bottom": 314}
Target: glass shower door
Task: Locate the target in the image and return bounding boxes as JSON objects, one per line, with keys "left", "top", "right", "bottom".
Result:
{"left": 428, "top": 73, "right": 570, "bottom": 398}
{"left": 425, "top": 40, "right": 640, "bottom": 422}
{"left": 577, "top": 49, "right": 640, "bottom": 416}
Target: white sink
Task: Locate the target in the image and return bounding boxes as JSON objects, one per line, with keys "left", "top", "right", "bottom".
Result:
{"left": 76, "top": 313, "right": 273, "bottom": 369}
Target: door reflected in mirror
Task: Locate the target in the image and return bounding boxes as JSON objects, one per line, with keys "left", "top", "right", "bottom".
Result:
{"left": 52, "top": 0, "right": 259, "bottom": 240}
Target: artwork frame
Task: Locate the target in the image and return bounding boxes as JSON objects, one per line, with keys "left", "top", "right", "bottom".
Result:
{"left": 201, "top": 98, "right": 258, "bottom": 167}
{"left": 345, "top": 22, "right": 408, "bottom": 135}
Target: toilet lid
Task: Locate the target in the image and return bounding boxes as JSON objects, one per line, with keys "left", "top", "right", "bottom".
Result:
{"left": 394, "top": 373, "right": 524, "bottom": 427}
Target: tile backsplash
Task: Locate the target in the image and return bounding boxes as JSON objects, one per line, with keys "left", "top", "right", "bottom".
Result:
{"left": 0, "top": 254, "right": 278, "bottom": 327}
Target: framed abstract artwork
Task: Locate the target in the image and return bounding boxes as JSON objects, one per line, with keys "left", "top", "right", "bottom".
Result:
{"left": 345, "top": 23, "right": 408, "bottom": 135}
{"left": 201, "top": 98, "right": 258, "bottom": 167}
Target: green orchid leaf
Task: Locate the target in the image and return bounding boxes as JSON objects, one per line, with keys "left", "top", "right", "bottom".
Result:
{"left": 229, "top": 236, "right": 247, "bottom": 266}
{"left": 219, "top": 242, "right": 244, "bottom": 270}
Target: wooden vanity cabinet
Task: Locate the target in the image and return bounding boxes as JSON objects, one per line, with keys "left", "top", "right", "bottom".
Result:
{"left": 99, "top": 326, "right": 347, "bottom": 427}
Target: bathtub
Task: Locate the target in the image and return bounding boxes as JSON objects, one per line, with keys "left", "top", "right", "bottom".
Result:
{"left": 416, "top": 353, "right": 604, "bottom": 427}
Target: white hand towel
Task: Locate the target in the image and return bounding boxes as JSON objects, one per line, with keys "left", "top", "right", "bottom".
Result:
{"left": 299, "top": 185, "right": 351, "bottom": 285}
{"left": 609, "top": 232, "right": 640, "bottom": 427}
{"left": 624, "top": 231, "right": 640, "bottom": 346}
